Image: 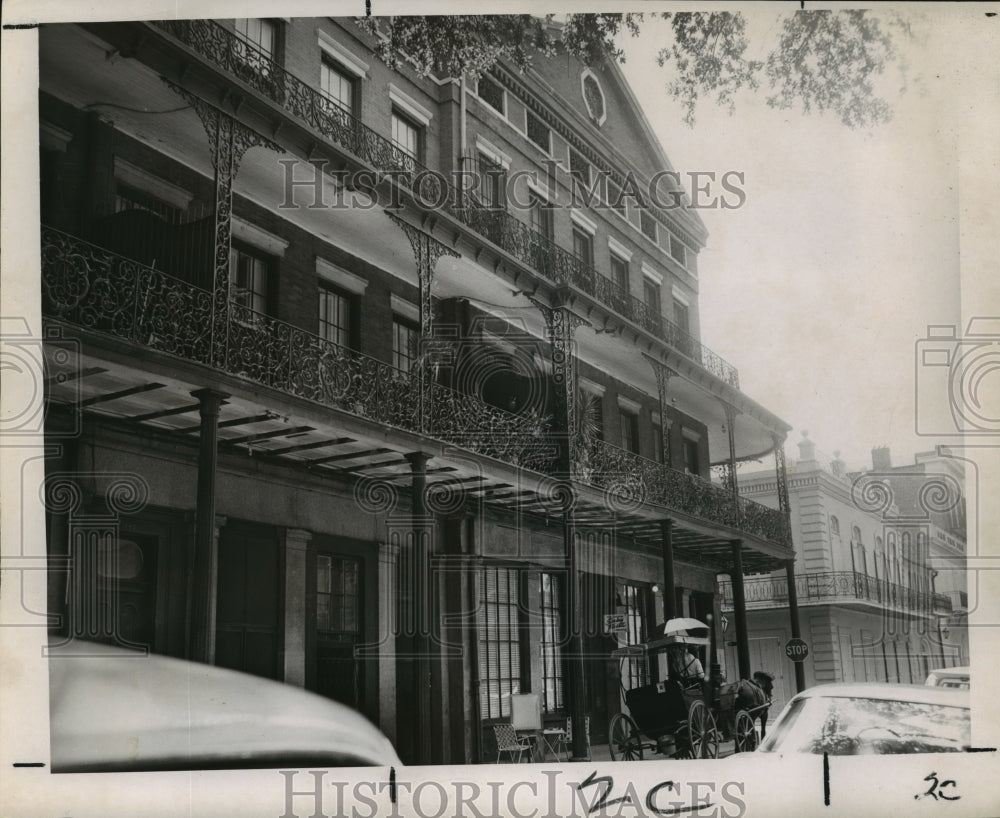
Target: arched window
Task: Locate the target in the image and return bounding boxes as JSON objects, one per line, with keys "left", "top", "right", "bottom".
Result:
{"left": 852, "top": 525, "right": 862, "bottom": 543}
{"left": 830, "top": 516, "right": 840, "bottom": 537}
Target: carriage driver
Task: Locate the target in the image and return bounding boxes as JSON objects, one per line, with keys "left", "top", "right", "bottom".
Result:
{"left": 668, "top": 644, "right": 706, "bottom": 685}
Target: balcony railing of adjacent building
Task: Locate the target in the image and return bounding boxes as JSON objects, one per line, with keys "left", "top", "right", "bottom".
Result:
{"left": 581, "top": 439, "right": 790, "bottom": 545}
{"left": 148, "top": 19, "right": 740, "bottom": 389}
{"left": 41, "top": 227, "right": 789, "bottom": 546}
{"left": 718, "top": 571, "right": 951, "bottom": 615}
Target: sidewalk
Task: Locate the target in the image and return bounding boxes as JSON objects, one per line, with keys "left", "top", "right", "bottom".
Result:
{"left": 557, "top": 738, "right": 738, "bottom": 762}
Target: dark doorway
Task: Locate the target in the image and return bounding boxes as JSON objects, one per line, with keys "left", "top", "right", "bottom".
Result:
{"left": 581, "top": 571, "right": 617, "bottom": 744}
{"left": 215, "top": 523, "right": 280, "bottom": 679}
{"left": 315, "top": 553, "right": 363, "bottom": 710}
{"left": 75, "top": 532, "right": 158, "bottom": 650}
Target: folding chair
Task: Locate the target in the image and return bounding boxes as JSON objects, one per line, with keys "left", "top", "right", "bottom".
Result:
{"left": 494, "top": 723, "right": 533, "bottom": 763}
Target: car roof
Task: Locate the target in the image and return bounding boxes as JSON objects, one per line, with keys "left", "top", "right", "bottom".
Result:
{"left": 789, "top": 682, "right": 969, "bottom": 706}
{"left": 927, "top": 666, "right": 970, "bottom": 676}
{"left": 49, "top": 640, "right": 401, "bottom": 771}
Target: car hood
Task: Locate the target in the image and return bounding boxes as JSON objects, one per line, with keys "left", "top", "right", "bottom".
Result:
{"left": 48, "top": 641, "right": 401, "bottom": 771}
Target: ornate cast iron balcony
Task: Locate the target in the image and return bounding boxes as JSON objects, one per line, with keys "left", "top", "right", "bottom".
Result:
{"left": 718, "top": 570, "right": 941, "bottom": 615}
{"left": 41, "top": 229, "right": 784, "bottom": 547}
{"left": 149, "top": 19, "right": 740, "bottom": 389}
{"left": 579, "top": 439, "right": 791, "bottom": 546}
{"left": 41, "top": 228, "right": 553, "bottom": 472}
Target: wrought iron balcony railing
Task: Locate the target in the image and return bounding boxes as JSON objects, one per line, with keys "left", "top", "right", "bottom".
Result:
{"left": 41, "top": 228, "right": 784, "bottom": 547}
{"left": 149, "top": 19, "right": 740, "bottom": 389}
{"left": 578, "top": 439, "right": 791, "bottom": 546}
{"left": 42, "top": 228, "right": 554, "bottom": 472}
{"left": 718, "top": 570, "right": 941, "bottom": 615}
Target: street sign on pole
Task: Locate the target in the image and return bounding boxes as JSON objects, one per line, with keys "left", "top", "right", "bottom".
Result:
{"left": 785, "top": 637, "right": 809, "bottom": 662}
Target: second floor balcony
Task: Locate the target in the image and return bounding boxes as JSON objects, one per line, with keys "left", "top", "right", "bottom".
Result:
{"left": 719, "top": 570, "right": 951, "bottom": 617}
{"left": 41, "top": 227, "right": 786, "bottom": 552}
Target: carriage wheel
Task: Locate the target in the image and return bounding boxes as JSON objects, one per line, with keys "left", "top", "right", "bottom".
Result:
{"left": 608, "top": 713, "right": 644, "bottom": 761}
{"left": 700, "top": 709, "right": 719, "bottom": 759}
{"left": 734, "top": 711, "right": 758, "bottom": 753}
{"left": 686, "top": 700, "right": 718, "bottom": 759}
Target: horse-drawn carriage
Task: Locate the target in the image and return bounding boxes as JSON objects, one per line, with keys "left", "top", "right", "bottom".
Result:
{"left": 608, "top": 619, "right": 771, "bottom": 760}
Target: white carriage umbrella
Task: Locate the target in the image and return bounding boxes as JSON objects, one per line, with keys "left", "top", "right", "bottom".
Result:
{"left": 648, "top": 617, "right": 711, "bottom": 646}
{"left": 661, "top": 617, "right": 710, "bottom": 636}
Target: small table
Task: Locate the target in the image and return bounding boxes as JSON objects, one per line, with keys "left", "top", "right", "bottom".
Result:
{"left": 515, "top": 728, "right": 567, "bottom": 762}
{"left": 541, "top": 728, "right": 568, "bottom": 761}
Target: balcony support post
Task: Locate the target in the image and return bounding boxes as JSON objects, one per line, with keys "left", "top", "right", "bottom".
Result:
{"left": 660, "top": 520, "right": 676, "bottom": 620}
{"left": 647, "top": 357, "right": 676, "bottom": 468}
{"left": 720, "top": 402, "right": 741, "bottom": 523}
{"left": 385, "top": 212, "right": 459, "bottom": 434}
{"left": 535, "top": 299, "right": 586, "bottom": 473}
{"left": 785, "top": 558, "right": 806, "bottom": 693}
{"left": 535, "top": 298, "right": 589, "bottom": 759}
{"left": 772, "top": 433, "right": 791, "bottom": 519}
{"left": 190, "top": 388, "right": 228, "bottom": 665}
{"left": 163, "top": 84, "right": 279, "bottom": 369}
{"left": 395, "top": 450, "right": 435, "bottom": 765}
{"left": 729, "top": 540, "right": 751, "bottom": 680}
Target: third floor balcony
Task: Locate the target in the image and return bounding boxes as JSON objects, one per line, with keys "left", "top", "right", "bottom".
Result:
{"left": 138, "top": 17, "right": 740, "bottom": 388}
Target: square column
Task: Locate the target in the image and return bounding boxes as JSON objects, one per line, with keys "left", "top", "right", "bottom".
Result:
{"left": 282, "top": 528, "right": 311, "bottom": 686}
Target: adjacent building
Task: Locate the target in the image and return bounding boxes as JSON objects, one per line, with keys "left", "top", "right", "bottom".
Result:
{"left": 723, "top": 435, "right": 966, "bottom": 713}
{"left": 39, "top": 16, "right": 798, "bottom": 764}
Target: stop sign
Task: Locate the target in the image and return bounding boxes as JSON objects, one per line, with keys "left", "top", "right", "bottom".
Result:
{"left": 785, "top": 638, "right": 809, "bottom": 662}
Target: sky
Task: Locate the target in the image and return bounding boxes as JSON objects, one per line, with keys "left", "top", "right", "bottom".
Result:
{"left": 617, "top": 7, "right": 992, "bottom": 472}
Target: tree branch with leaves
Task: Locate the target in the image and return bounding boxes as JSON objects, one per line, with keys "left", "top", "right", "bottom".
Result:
{"left": 358, "top": 10, "right": 914, "bottom": 129}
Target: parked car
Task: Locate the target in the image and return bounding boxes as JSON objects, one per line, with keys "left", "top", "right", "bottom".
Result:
{"left": 925, "top": 665, "right": 970, "bottom": 689}
{"left": 755, "top": 683, "right": 970, "bottom": 755}
{"left": 48, "top": 640, "right": 400, "bottom": 772}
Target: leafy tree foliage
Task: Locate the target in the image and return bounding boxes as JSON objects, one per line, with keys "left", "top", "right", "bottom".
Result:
{"left": 358, "top": 11, "right": 911, "bottom": 129}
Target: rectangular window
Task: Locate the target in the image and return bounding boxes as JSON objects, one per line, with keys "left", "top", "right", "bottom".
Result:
{"left": 619, "top": 409, "right": 639, "bottom": 454}
{"left": 639, "top": 209, "right": 657, "bottom": 243}
{"left": 230, "top": 244, "right": 270, "bottom": 315}
{"left": 606, "top": 181, "right": 626, "bottom": 217}
{"left": 673, "top": 299, "right": 690, "bottom": 336}
{"left": 620, "top": 584, "right": 648, "bottom": 690}
{"left": 391, "top": 110, "right": 421, "bottom": 167}
{"left": 572, "top": 228, "right": 594, "bottom": 267}
{"left": 316, "top": 555, "right": 360, "bottom": 634}
{"left": 526, "top": 110, "right": 551, "bottom": 152}
{"left": 581, "top": 391, "right": 604, "bottom": 443}
{"left": 392, "top": 317, "right": 419, "bottom": 373}
{"left": 235, "top": 18, "right": 277, "bottom": 62}
{"left": 669, "top": 235, "right": 687, "bottom": 267}
{"left": 478, "top": 566, "right": 521, "bottom": 720}
{"left": 683, "top": 435, "right": 700, "bottom": 476}
{"left": 477, "top": 152, "right": 506, "bottom": 209}
{"left": 477, "top": 75, "right": 506, "bottom": 115}
{"left": 569, "top": 149, "right": 591, "bottom": 188}
{"left": 114, "top": 183, "right": 180, "bottom": 222}
{"left": 539, "top": 572, "right": 564, "bottom": 713}
{"left": 643, "top": 278, "right": 661, "bottom": 316}
{"left": 528, "top": 192, "right": 553, "bottom": 240}
{"left": 318, "top": 285, "right": 351, "bottom": 347}
{"left": 610, "top": 254, "right": 629, "bottom": 296}
{"left": 321, "top": 59, "right": 355, "bottom": 115}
